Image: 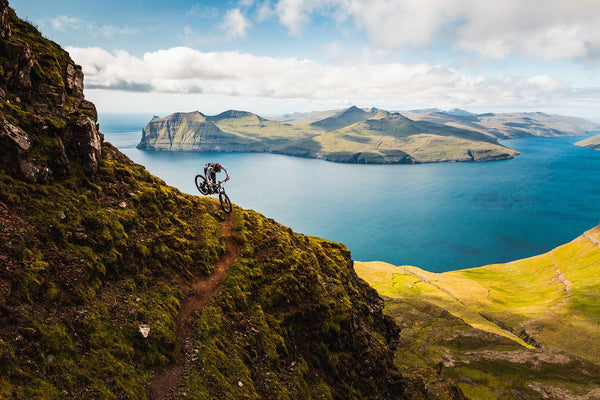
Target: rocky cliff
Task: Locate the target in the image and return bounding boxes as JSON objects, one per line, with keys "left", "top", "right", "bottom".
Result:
{"left": 0, "top": 0, "right": 101, "bottom": 182}
{"left": 0, "top": 2, "right": 463, "bottom": 399}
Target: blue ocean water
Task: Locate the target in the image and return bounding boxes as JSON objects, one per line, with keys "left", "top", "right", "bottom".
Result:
{"left": 99, "top": 113, "right": 600, "bottom": 272}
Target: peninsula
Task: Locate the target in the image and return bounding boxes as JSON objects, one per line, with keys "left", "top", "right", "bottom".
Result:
{"left": 575, "top": 132, "right": 600, "bottom": 151}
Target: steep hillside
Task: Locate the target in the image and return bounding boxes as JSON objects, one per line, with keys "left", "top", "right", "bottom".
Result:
{"left": 575, "top": 133, "right": 600, "bottom": 151}
{"left": 408, "top": 111, "right": 600, "bottom": 140}
{"left": 137, "top": 111, "right": 265, "bottom": 152}
{"left": 356, "top": 224, "right": 600, "bottom": 399}
{"left": 0, "top": 2, "right": 464, "bottom": 399}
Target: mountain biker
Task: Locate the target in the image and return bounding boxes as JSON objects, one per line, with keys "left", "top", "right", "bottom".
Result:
{"left": 204, "top": 162, "right": 229, "bottom": 191}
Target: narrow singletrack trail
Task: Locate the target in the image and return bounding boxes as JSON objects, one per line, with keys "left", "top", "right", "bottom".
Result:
{"left": 145, "top": 215, "right": 241, "bottom": 400}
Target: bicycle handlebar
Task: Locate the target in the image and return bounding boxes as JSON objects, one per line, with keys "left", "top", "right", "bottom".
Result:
{"left": 217, "top": 178, "right": 229, "bottom": 185}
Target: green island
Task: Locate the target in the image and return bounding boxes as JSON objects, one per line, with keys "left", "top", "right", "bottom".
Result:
{"left": 1, "top": 1, "right": 600, "bottom": 399}
{"left": 137, "top": 107, "right": 600, "bottom": 164}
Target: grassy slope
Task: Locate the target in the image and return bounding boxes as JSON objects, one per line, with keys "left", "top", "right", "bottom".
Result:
{"left": 214, "top": 115, "right": 322, "bottom": 147}
{"left": 0, "top": 144, "right": 226, "bottom": 398}
{"left": 356, "top": 224, "right": 600, "bottom": 399}
{"left": 2, "top": 140, "right": 452, "bottom": 399}
{"left": 0, "top": 6, "right": 458, "bottom": 398}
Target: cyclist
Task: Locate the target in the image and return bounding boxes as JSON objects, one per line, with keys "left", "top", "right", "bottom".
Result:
{"left": 204, "top": 162, "right": 229, "bottom": 191}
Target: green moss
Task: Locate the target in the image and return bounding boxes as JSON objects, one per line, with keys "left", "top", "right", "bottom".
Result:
{"left": 0, "top": 138, "right": 231, "bottom": 396}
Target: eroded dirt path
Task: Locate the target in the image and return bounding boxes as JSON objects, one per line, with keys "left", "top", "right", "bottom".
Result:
{"left": 145, "top": 214, "right": 241, "bottom": 400}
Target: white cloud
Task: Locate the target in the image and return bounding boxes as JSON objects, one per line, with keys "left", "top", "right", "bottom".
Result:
{"left": 49, "top": 15, "right": 83, "bottom": 31}
{"left": 67, "top": 45, "right": 586, "bottom": 115}
{"left": 222, "top": 8, "right": 250, "bottom": 39}
{"left": 275, "top": 0, "right": 323, "bottom": 36}
{"left": 257, "top": 1, "right": 275, "bottom": 22}
{"left": 46, "top": 15, "right": 139, "bottom": 38}
{"left": 272, "top": 0, "right": 600, "bottom": 62}
{"left": 96, "top": 25, "right": 140, "bottom": 38}
{"left": 186, "top": 4, "right": 220, "bottom": 19}
{"left": 239, "top": 0, "right": 256, "bottom": 8}
{"left": 453, "top": 0, "right": 600, "bottom": 61}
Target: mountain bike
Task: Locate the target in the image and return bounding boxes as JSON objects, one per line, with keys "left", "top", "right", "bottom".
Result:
{"left": 195, "top": 175, "right": 232, "bottom": 213}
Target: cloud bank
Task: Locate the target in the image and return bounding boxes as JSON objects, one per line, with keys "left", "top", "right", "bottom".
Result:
{"left": 67, "top": 45, "right": 593, "bottom": 114}
{"left": 271, "top": 0, "right": 600, "bottom": 61}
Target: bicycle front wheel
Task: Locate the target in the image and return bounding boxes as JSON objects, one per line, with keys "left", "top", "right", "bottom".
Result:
{"left": 219, "top": 192, "right": 232, "bottom": 213}
{"left": 195, "top": 175, "right": 209, "bottom": 195}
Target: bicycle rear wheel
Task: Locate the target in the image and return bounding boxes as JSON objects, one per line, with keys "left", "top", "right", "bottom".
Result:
{"left": 219, "top": 192, "right": 232, "bottom": 213}
{"left": 195, "top": 175, "right": 209, "bottom": 195}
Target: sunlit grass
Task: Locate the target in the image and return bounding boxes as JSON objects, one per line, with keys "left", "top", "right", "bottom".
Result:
{"left": 356, "top": 224, "right": 600, "bottom": 362}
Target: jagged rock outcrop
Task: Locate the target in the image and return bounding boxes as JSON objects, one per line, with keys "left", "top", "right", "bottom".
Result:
{"left": 0, "top": 0, "right": 101, "bottom": 182}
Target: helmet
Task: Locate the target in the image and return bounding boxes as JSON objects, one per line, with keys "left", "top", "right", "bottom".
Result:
{"left": 214, "top": 163, "right": 221, "bottom": 172}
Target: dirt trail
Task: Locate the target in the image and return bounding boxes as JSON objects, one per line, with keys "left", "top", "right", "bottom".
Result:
{"left": 145, "top": 215, "right": 241, "bottom": 400}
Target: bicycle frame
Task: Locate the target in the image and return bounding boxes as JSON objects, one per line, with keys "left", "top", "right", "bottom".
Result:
{"left": 212, "top": 179, "right": 227, "bottom": 194}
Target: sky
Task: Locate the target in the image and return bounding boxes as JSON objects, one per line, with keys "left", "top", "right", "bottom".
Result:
{"left": 10, "top": 0, "right": 600, "bottom": 119}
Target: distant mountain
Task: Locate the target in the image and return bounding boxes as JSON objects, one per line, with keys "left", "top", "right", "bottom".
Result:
{"left": 138, "top": 106, "right": 524, "bottom": 164}
{"left": 280, "top": 112, "right": 517, "bottom": 163}
{"left": 309, "top": 106, "right": 389, "bottom": 132}
{"left": 206, "top": 109, "right": 266, "bottom": 123}
{"left": 575, "top": 133, "right": 600, "bottom": 151}
{"left": 357, "top": 223, "right": 600, "bottom": 399}
{"left": 446, "top": 108, "right": 476, "bottom": 116}
{"left": 406, "top": 107, "right": 444, "bottom": 114}
{"left": 271, "top": 110, "right": 329, "bottom": 123}
{"left": 408, "top": 111, "right": 600, "bottom": 139}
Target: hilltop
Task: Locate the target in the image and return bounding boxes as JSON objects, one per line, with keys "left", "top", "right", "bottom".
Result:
{"left": 356, "top": 225, "right": 600, "bottom": 399}
{"left": 0, "top": 1, "right": 462, "bottom": 398}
